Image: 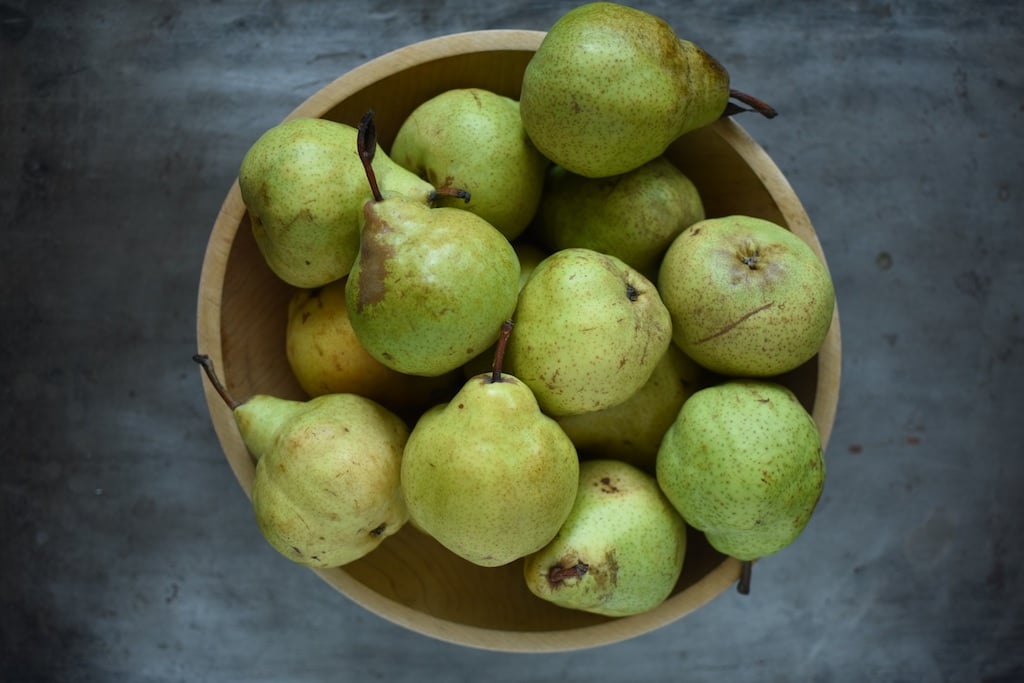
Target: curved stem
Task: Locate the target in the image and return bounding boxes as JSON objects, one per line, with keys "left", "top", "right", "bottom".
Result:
{"left": 490, "top": 319, "right": 514, "bottom": 383}
{"left": 722, "top": 89, "right": 779, "bottom": 120}
{"left": 357, "top": 110, "right": 384, "bottom": 202}
{"left": 193, "top": 354, "right": 240, "bottom": 410}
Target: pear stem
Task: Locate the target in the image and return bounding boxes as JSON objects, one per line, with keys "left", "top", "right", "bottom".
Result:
{"left": 193, "top": 354, "right": 240, "bottom": 410}
{"left": 357, "top": 110, "right": 384, "bottom": 202}
{"left": 738, "top": 559, "right": 754, "bottom": 595}
{"left": 723, "top": 89, "right": 779, "bottom": 119}
{"left": 490, "top": 319, "right": 514, "bottom": 383}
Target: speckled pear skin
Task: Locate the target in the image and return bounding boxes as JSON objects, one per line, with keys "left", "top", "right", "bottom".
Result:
{"left": 505, "top": 248, "right": 672, "bottom": 417}
{"left": 238, "top": 117, "right": 435, "bottom": 288}
{"left": 537, "top": 156, "right": 706, "bottom": 280}
{"left": 242, "top": 393, "right": 410, "bottom": 568}
{"left": 657, "top": 215, "right": 835, "bottom": 377}
{"left": 519, "top": 2, "right": 730, "bottom": 178}
{"left": 400, "top": 373, "right": 580, "bottom": 567}
{"left": 344, "top": 198, "right": 520, "bottom": 377}
{"left": 390, "top": 88, "right": 550, "bottom": 241}
{"left": 655, "top": 380, "right": 825, "bottom": 561}
{"left": 523, "top": 459, "right": 687, "bottom": 617}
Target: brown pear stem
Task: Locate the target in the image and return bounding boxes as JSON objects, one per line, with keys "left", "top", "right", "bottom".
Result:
{"left": 723, "top": 89, "right": 778, "bottom": 120}
{"left": 357, "top": 110, "right": 384, "bottom": 202}
{"left": 737, "top": 559, "right": 754, "bottom": 595}
{"left": 193, "top": 354, "right": 240, "bottom": 410}
{"left": 490, "top": 319, "right": 514, "bottom": 383}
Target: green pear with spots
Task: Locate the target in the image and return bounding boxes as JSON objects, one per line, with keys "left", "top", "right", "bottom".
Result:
{"left": 345, "top": 113, "right": 520, "bottom": 377}
{"left": 658, "top": 215, "right": 835, "bottom": 377}
{"left": 390, "top": 88, "right": 550, "bottom": 240}
{"left": 520, "top": 2, "right": 776, "bottom": 178}
{"left": 400, "top": 323, "right": 580, "bottom": 567}
{"left": 506, "top": 248, "right": 673, "bottom": 417}
{"left": 524, "top": 459, "right": 687, "bottom": 616}
{"left": 239, "top": 117, "right": 435, "bottom": 288}
{"left": 193, "top": 355, "right": 409, "bottom": 568}
{"left": 656, "top": 379, "right": 825, "bottom": 568}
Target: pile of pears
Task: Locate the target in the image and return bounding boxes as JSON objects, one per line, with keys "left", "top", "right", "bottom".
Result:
{"left": 197, "top": 2, "right": 835, "bottom": 617}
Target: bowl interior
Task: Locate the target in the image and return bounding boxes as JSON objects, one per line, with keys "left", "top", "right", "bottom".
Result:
{"left": 196, "top": 30, "right": 841, "bottom": 652}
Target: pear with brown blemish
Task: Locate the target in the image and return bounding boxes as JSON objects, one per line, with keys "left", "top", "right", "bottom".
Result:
{"left": 400, "top": 323, "right": 580, "bottom": 567}
{"left": 523, "top": 459, "right": 687, "bottom": 616}
{"left": 657, "top": 215, "right": 835, "bottom": 377}
{"left": 239, "top": 117, "right": 435, "bottom": 288}
{"left": 506, "top": 247, "right": 672, "bottom": 417}
{"left": 193, "top": 355, "right": 409, "bottom": 568}
{"left": 656, "top": 379, "right": 825, "bottom": 594}
{"left": 345, "top": 112, "right": 520, "bottom": 377}
{"left": 519, "top": 2, "right": 777, "bottom": 178}
{"left": 390, "top": 88, "right": 550, "bottom": 241}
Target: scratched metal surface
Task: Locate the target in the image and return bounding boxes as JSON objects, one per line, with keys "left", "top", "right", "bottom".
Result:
{"left": 2, "top": 1, "right": 1022, "bottom": 681}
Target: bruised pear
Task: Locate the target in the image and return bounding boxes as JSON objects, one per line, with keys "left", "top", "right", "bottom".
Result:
{"left": 193, "top": 355, "right": 408, "bottom": 568}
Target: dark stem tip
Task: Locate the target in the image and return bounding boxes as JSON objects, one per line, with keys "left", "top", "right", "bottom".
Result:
{"left": 737, "top": 559, "right": 754, "bottom": 595}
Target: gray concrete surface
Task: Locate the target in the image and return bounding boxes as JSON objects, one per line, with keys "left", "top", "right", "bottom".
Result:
{"left": 2, "top": 1, "right": 1022, "bottom": 681}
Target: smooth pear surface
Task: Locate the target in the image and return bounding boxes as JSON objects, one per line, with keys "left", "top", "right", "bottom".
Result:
{"left": 391, "top": 88, "right": 549, "bottom": 240}
{"left": 242, "top": 393, "right": 409, "bottom": 568}
{"left": 345, "top": 198, "right": 520, "bottom": 377}
{"left": 656, "top": 380, "right": 825, "bottom": 561}
{"left": 506, "top": 248, "right": 672, "bottom": 416}
{"left": 658, "top": 215, "right": 835, "bottom": 377}
{"left": 556, "top": 344, "right": 703, "bottom": 470}
{"left": 538, "top": 157, "right": 705, "bottom": 279}
{"left": 519, "top": 2, "right": 730, "bottom": 178}
{"left": 523, "top": 459, "right": 687, "bottom": 617}
{"left": 239, "top": 117, "right": 434, "bottom": 288}
{"left": 401, "top": 374, "right": 580, "bottom": 567}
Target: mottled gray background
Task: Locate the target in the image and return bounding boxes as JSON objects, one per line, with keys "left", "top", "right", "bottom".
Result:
{"left": 2, "top": 1, "right": 1022, "bottom": 681}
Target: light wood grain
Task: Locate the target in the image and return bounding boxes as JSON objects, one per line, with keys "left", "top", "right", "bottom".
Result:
{"left": 195, "top": 30, "right": 841, "bottom": 652}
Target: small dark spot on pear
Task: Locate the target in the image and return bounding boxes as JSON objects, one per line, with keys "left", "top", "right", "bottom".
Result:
{"left": 370, "top": 523, "right": 387, "bottom": 537}
{"left": 291, "top": 546, "right": 303, "bottom": 556}
{"left": 626, "top": 283, "right": 639, "bottom": 302}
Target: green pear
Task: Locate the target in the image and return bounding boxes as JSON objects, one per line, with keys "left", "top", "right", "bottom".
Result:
{"left": 506, "top": 248, "right": 672, "bottom": 416}
{"left": 239, "top": 116, "right": 435, "bottom": 288}
{"left": 556, "top": 344, "right": 704, "bottom": 471}
{"left": 537, "top": 157, "right": 705, "bottom": 280}
{"left": 194, "top": 355, "right": 409, "bottom": 568}
{"left": 345, "top": 114, "right": 520, "bottom": 377}
{"left": 657, "top": 215, "right": 836, "bottom": 377}
{"left": 523, "top": 459, "right": 687, "bottom": 617}
{"left": 656, "top": 380, "right": 825, "bottom": 589}
{"left": 390, "top": 88, "right": 550, "bottom": 240}
{"left": 401, "top": 323, "right": 580, "bottom": 567}
{"left": 285, "top": 279, "right": 460, "bottom": 413}
{"left": 520, "top": 3, "right": 775, "bottom": 178}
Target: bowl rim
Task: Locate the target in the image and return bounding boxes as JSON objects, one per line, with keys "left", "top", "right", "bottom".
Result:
{"left": 195, "top": 28, "right": 842, "bottom": 653}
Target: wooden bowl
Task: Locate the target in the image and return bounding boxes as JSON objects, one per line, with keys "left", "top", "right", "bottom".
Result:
{"left": 196, "top": 30, "right": 842, "bottom": 652}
